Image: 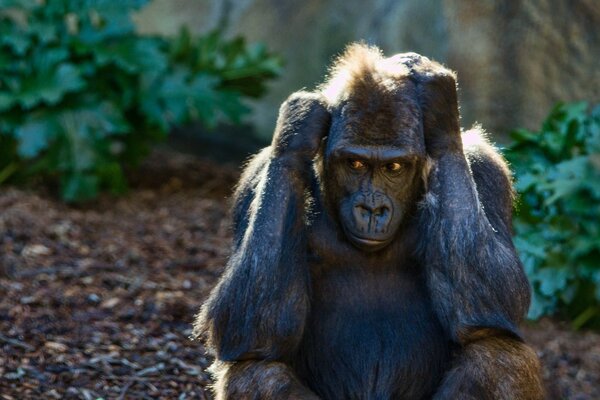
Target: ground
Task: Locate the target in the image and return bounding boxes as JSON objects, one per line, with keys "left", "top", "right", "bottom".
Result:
{"left": 0, "top": 150, "right": 598, "bottom": 399}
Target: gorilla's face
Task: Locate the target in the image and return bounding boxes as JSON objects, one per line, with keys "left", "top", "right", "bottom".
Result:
{"left": 325, "top": 143, "right": 425, "bottom": 252}
{"left": 322, "top": 99, "right": 426, "bottom": 253}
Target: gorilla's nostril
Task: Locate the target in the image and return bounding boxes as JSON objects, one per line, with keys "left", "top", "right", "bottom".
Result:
{"left": 374, "top": 206, "right": 389, "bottom": 217}
{"left": 352, "top": 205, "right": 372, "bottom": 233}
{"left": 356, "top": 204, "right": 371, "bottom": 217}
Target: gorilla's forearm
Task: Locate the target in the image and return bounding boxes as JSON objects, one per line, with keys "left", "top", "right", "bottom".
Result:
{"left": 419, "top": 136, "right": 540, "bottom": 398}
{"left": 419, "top": 142, "right": 530, "bottom": 343}
{"left": 196, "top": 152, "right": 311, "bottom": 362}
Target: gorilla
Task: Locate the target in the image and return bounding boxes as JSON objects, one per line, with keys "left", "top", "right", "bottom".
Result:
{"left": 195, "top": 44, "right": 543, "bottom": 400}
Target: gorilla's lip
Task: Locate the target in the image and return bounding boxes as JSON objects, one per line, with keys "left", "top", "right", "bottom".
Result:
{"left": 347, "top": 232, "right": 392, "bottom": 251}
{"left": 352, "top": 235, "right": 387, "bottom": 245}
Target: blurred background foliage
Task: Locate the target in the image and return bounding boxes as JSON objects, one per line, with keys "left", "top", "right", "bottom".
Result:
{"left": 0, "top": 0, "right": 598, "bottom": 329}
{"left": 506, "top": 103, "right": 600, "bottom": 329}
{"left": 135, "top": 0, "right": 599, "bottom": 141}
{"left": 0, "top": 0, "right": 281, "bottom": 201}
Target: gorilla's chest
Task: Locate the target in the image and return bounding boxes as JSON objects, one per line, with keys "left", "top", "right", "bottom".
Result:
{"left": 294, "top": 266, "right": 452, "bottom": 400}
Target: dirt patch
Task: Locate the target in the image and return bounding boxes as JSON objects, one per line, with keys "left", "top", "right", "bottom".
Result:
{"left": 0, "top": 150, "right": 598, "bottom": 399}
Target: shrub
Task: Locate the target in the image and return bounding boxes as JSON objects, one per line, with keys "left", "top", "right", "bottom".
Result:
{"left": 505, "top": 102, "right": 600, "bottom": 329}
{"left": 0, "top": 0, "right": 282, "bottom": 202}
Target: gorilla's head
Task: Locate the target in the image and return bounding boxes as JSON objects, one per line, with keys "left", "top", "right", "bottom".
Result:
{"left": 318, "top": 45, "right": 430, "bottom": 252}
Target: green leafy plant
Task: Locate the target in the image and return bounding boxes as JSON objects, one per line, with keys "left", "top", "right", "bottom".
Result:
{"left": 0, "top": 0, "right": 282, "bottom": 202}
{"left": 505, "top": 102, "right": 600, "bottom": 329}
{"left": 169, "top": 28, "right": 282, "bottom": 103}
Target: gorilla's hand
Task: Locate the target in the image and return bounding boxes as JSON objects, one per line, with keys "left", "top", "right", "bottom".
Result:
{"left": 271, "top": 91, "right": 331, "bottom": 167}
{"left": 394, "top": 53, "right": 462, "bottom": 159}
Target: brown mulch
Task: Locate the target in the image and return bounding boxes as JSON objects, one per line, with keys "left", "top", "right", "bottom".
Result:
{"left": 0, "top": 150, "right": 598, "bottom": 399}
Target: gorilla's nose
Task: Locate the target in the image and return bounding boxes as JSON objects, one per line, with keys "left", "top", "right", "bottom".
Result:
{"left": 353, "top": 193, "right": 392, "bottom": 234}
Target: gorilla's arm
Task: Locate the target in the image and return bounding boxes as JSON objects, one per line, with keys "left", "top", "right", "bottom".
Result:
{"left": 418, "top": 134, "right": 530, "bottom": 343}
{"left": 402, "top": 55, "right": 543, "bottom": 398}
{"left": 195, "top": 92, "right": 329, "bottom": 399}
{"left": 200, "top": 148, "right": 310, "bottom": 361}
{"left": 423, "top": 133, "right": 543, "bottom": 399}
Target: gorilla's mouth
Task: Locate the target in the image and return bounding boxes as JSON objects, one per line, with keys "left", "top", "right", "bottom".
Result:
{"left": 346, "top": 231, "right": 393, "bottom": 252}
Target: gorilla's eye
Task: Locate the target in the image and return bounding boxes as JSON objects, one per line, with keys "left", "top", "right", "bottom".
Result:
{"left": 385, "top": 162, "right": 402, "bottom": 173}
{"left": 348, "top": 159, "right": 366, "bottom": 170}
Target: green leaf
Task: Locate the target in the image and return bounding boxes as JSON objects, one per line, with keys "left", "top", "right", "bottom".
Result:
{"left": 187, "top": 74, "right": 249, "bottom": 127}
{"left": 0, "top": 0, "right": 39, "bottom": 9}
{"left": 153, "top": 68, "right": 196, "bottom": 125}
{"left": 527, "top": 290, "right": 555, "bottom": 320}
{"left": 514, "top": 236, "right": 547, "bottom": 258}
{"left": 29, "top": 20, "right": 59, "bottom": 44}
{"left": 18, "top": 64, "right": 86, "bottom": 108}
{"left": 562, "top": 102, "right": 589, "bottom": 122}
{"left": 514, "top": 172, "right": 538, "bottom": 192}
{"left": 93, "top": 38, "right": 167, "bottom": 74}
{"left": 536, "top": 268, "right": 570, "bottom": 296}
{"left": 59, "top": 103, "right": 128, "bottom": 164}
{"left": 0, "top": 93, "right": 16, "bottom": 112}
{"left": 14, "top": 118, "right": 56, "bottom": 158}
{"left": 1, "top": 30, "right": 30, "bottom": 55}
{"left": 542, "top": 157, "right": 589, "bottom": 205}
{"left": 75, "top": 2, "right": 148, "bottom": 44}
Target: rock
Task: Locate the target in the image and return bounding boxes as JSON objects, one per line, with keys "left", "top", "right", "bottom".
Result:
{"left": 21, "top": 244, "right": 51, "bottom": 257}
{"left": 44, "top": 341, "right": 68, "bottom": 353}
{"left": 100, "top": 297, "right": 121, "bottom": 309}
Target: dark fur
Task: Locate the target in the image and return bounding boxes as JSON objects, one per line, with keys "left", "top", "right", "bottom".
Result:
{"left": 195, "top": 44, "right": 543, "bottom": 399}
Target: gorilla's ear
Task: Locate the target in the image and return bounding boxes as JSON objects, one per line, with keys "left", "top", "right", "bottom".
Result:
{"left": 394, "top": 54, "right": 461, "bottom": 157}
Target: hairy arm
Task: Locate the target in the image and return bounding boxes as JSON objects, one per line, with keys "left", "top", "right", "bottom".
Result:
{"left": 398, "top": 54, "right": 543, "bottom": 398}
{"left": 422, "top": 137, "right": 543, "bottom": 399}
{"left": 419, "top": 142, "right": 530, "bottom": 343}
{"left": 195, "top": 92, "right": 329, "bottom": 399}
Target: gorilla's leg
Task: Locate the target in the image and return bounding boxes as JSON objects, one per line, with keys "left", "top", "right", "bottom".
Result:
{"left": 433, "top": 335, "right": 543, "bottom": 400}
{"left": 211, "top": 361, "right": 319, "bottom": 400}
